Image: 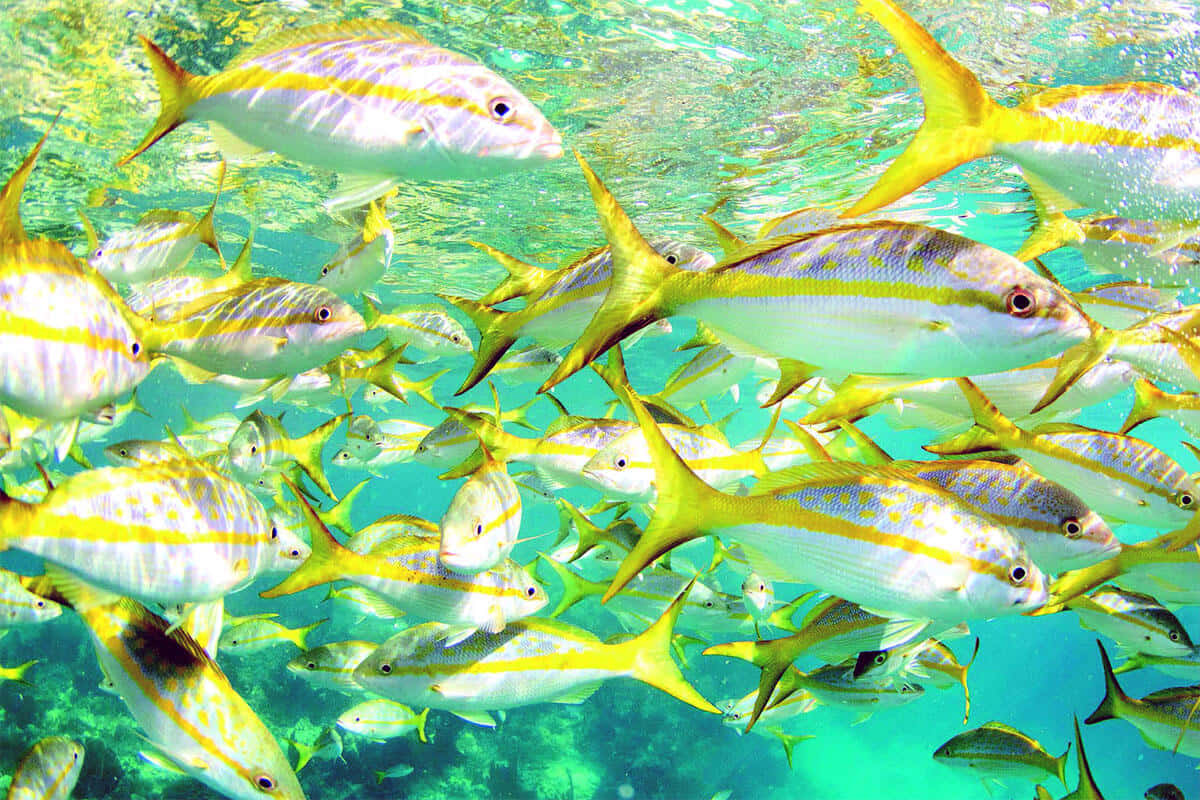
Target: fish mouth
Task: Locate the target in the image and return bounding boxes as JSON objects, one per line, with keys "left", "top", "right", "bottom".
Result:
{"left": 536, "top": 137, "right": 564, "bottom": 160}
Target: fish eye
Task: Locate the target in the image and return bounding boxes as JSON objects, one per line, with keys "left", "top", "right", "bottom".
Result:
{"left": 131, "top": 341, "right": 142, "bottom": 357}
{"left": 757, "top": 584, "right": 765, "bottom": 592}
{"left": 91, "top": 248, "right": 103, "bottom": 259}
{"left": 665, "top": 254, "right": 678, "bottom": 264}
{"left": 1176, "top": 491, "right": 1194, "bottom": 508}
{"left": 306, "top": 661, "right": 316, "bottom": 670}
{"left": 452, "top": 334, "right": 462, "bottom": 343}
{"left": 1005, "top": 287, "right": 1036, "bottom": 317}
{"left": 118, "top": 448, "right": 128, "bottom": 457}
{"left": 1009, "top": 565, "right": 1027, "bottom": 585}
{"left": 615, "top": 457, "right": 627, "bottom": 469}
{"left": 475, "top": 521, "right": 484, "bottom": 536}
{"left": 704, "top": 600, "right": 714, "bottom": 608}
{"left": 489, "top": 97, "right": 515, "bottom": 122}
{"left": 35, "top": 600, "right": 44, "bottom": 608}
{"left": 380, "top": 663, "right": 392, "bottom": 674}
{"left": 1062, "top": 518, "right": 1082, "bottom": 538}
{"left": 315, "top": 306, "right": 332, "bottom": 323}
{"left": 250, "top": 445, "right": 257, "bottom": 454}
{"left": 527, "top": 586, "right": 538, "bottom": 597}
{"left": 231, "top": 640, "right": 239, "bottom": 646}
{"left": 874, "top": 653, "right": 887, "bottom": 665}
{"left": 1169, "top": 631, "right": 1180, "bottom": 641}
{"left": 320, "top": 266, "right": 329, "bottom": 276}
{"left": 290, "top": 548, "right": 301, "bottom": 557}
{"left": 271, "top": 527, "right": 278, "bottom": 539}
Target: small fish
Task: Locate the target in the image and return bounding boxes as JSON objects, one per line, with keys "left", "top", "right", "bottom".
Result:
{"left": 778, "top": 662, "right": 924, "bottom": 721}
{"left": 374, "top": 763, "right": 415, "bottom": 783}
{"left": 930, "top": 378, "right": 1199, "bottom": 530}
{"left": 656, "top": 344, "right": 755, "bottom": 408}
{"left": 1115, "top": 648, "right": 1200, "bottom": 682}
{"left": 125, "top": 228, "right": 255, "bottom": 323}
{"left": 492, "top": 344, "right": 561, "bottom": 386}
{"left": 933, "top": 722, "right": 1069, "bottom": 790}
{"left": 285, "top": 726, "right": 343, "bottom": 773}
{"left": 219, "top": 617, "right": 328, "bottom": 655}
{"left": 323, "top": 585, "right": 407, "bottom": 622}
{"left": 741, "top": 573, "right": 774, "bottom": 636}
{"left": 1069, "top": 586, "right": 1194, "bottom": 658}
{"left": 353, "top": 583, "right": 718, "bottom": 714}
{"left": 51, "top": 570, "right": 306, "bottom": 800}
{"left": 1086, "top": 640, "right": 1200, "bottom": 758}
{"left": 0, "top": 658, "right": 38, "bottom": 685}
{"left": 82, "top": 162, "right": 224, "bottom": 285}
{"left": 0, "top": 567, "right": 62, "bottom": 627}
{"left": 5, "top": 736, "right": 84, "bottom": 800}
{"left": 364, "top": 300, "right": 474, "bottom": 361}
{"left": 439, "top": 449, "right": 522, "bottom": 574}
{"left": 287, "top": 640, "right": 378, "bottom": 693}
{"left": 316, "top": 194, "right": 394, "bottom": 297}
{"left": 120, "top": 22, "right": 562, "bottom": 207}
{"left": 344, "top": 513, "right": 440, "bottom": 555}
{"left": 336, "top": 699, "right": 429, "bottom": 743}
{"left": 228, "top": 410, "right": 346, "bottom": 499}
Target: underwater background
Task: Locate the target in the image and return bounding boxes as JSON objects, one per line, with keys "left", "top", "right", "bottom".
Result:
{"left": 0, "top": 0, "right": 1198, "bottom": 798}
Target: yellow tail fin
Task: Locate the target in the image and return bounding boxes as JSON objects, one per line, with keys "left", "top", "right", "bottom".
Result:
{"left": 0, "top": 113, "right": 58, "bottom": 243}
{"left": 290, "top": 413, "right": 348, "bottom": 500}
{"left": 535, "top": 554, "right": 605, "bottom": 617}
{"left": 703, "top": 635, "right": 814, "bottom": 732}
{"left": 318, "top": 478, "right": 370, "bottom": 537}
{"left": 843, "top": 0, "right": 997, "bottom": 217}
{"left": 540, "top": 151, "right": 681, "bottom": 392}
{"left": 439, "top": 295, "right": 519, "bottom": 395}
{"left": 118, "top": 37, "right": 198, "bottom": 166}
{"left": 1014, "top": 211, "right": 1086, "bottom": 262}
{"left": 1119, "top": 378, "right": 1166, "bottom": 435}
{"left": 194, "top": 161, "right": 225, "bottom": 265}
{"left": 615, "top": 580, "right": 719, "bottom": 714}
{"left": 472, "top": 241, "right": 553, "bottom": 306}
{"left": 1030, "top": 329, "right": 1116, "bottom": 414}
{"left": 288, "top": 618, "right": 329, "bottom": 651}
{"left": 260, "top": 481, "right": 358, "bottom": 599}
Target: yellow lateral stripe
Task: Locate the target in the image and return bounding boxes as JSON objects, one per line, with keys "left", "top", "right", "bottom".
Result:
{"left": 0, "top": 313, "right": 132, "bottom": 355}
{"left": 100, "top": 225, "right": 193, "bottom": 257}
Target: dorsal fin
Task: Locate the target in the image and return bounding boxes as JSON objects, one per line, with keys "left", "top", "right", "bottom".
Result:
{"left": 227, "top": 21, "right": 427, "bottom": 68}
{"left": 0, "top": 114, "right": 60, "bottom": 243}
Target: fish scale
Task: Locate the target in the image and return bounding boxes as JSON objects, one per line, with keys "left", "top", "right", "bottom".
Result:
{"left": 0, "top": 460, "right": 307, "bottom": 605}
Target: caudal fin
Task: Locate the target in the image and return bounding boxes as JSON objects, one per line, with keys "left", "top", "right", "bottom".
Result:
{"left": 472, "top": 241, "right": 553, "bottom": 306}
{"left": 535, "top": 554, "right": 605, "bottom": 617}
{"left": 260, "top": 481, "right": 358, "bottom": 599}
{"left": 1119, "top": 378, "right": 1167, "bottom": 434}
{"left": 1084, "top": 640, "right": 1130, "bottom": 725}
{"left": 616, "top": 580, "right": 719, "bottom": 714}
{"left": 439, "top": 295, "right": 519, "bottom": 395}
{"left": 540, "top": 151, "right": 681, "bottom": 392}
{"left": 290, "top": 413, "right": 348, "bottom": 500}
{"left": 118, "top": 37, "right": 198, "bottom": 166}
{"left": 923, "top": 378, "right": 1013, "bottom": 456}
{"left": 703, "top": 634, "right": 814, "bottom": 732}
{"left": 843, "top": 0, "right": 997, "bottom": 216}
{"left": 194, "top": 161, "right": 226, "bottom": 265}
{"left": 1, "top": 113, "right": 58, "bottom": 243}
{"left": 318, "top": 478, "right": 369, "bottom": 537}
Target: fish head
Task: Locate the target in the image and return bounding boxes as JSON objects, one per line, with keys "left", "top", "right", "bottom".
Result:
{"left": 1040, "top": 506, "right": 1121, "bottom": 573}
{"left": 500, "top": 560, "right": 549, "bottom": 617}
{"left": 987, "top": 262, "right": 1096, "bottom": 356}
{"left": 418, "top": 66, "right": 562, "bottom": 172}
{"left": 284, "top": 288, "right": 368, "bottom": 363}
{"left": 582, "top": 431, "right": 654, "bottom": 501}
{"left": 345, "top": 415, "right": 384, "bottom": 461}
{"left": 438, "top": 477, "right": 512, "bottom": 574}
{"left": 228, "top": 419, "right": 268, "bottom": 478}
{"left": 740, "top": 573, "right": 774, "bottom": 615}
{"left": 645, "top": 237, "right": 717, "bottom": 272}
{"left": 966, "top": 541, "right": 1048, "bottom": 616}
{"left": 265, "top": 521, "right": 312, "bottom": 573}
{"left": 211, "top": 745, "right": 305, "bottom": 800}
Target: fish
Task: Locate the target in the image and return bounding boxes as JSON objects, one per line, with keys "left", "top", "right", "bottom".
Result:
{"left": 929, "top": 378, "right": 1199, "bottom": 529}
{"left": 322, "top": 585, "right": 407, "bottom": 622}
{"left": 363, "top": 300, "right": 474, "bottom": 361}
{"left": 596, "top": 349, "right": 1047, "bottom": 628}
{"left": 344, "top": 512, "right": 440, "bottom": 555}
{"left": 5, "top": 736, "right": 84, "bottom": 800}
{"left": 491, "top": 344, "right": 561, "bottom": 386}
{"left": 0, "top": 659, "right": 38, "bottom": 685}
{"left": 777, "top": 662, "right": 924, "bottom": 722}
{"left": 120, "top": 21, "right": 562, "bottom": 207}
{"left": 374, "top": 763, "right": 415, "bottom": 783}
{"left": 227, "top": 410, "right": 346, "bottom": 499}
{"left": 1085, "top": 640, "right": 1200, "bottom": 758}
{"left": 353, "top": 582, "right": 718, "bottom": 714}
{"left": 218, "top": 617, "right": 327, "bottom": 655}
{"left": 337, "top": 414, "right": 431, "bottom": 468}
{"left": 0, "top": 123, "right": 152, "bottom": 421}
{"left": 139, "top": 277, "right": 367, "bottom": 380}
{"left": 847, "top": 0, "right": 1200, "bottom": 230}
{"left": 1121, "top": 378, "right": 1200, "bottom": 440}
{"left": 1145, "top": 784, "right": 1186, "bottom": 800}
{"left": 286, "top": 640, "right": 378, "bottom": 693}
{"left": 444, "top": 237, "right": 714, "bottom": 394}
{"left": 316, "top": 193, "right": 393, "bottom": 297}
{"left": 285, "top": 726, "right": 343, "bottom": 773}
{"left": 933, "top": 721, "right": 1069, "bottom": 789}
{"left": 654, "top": 344, "right": 755, "bottom": 408}
{"left": 1115, "top": 648, "right": 1200, "bottom": 682}
{"left": 741, "top": 573, "right": 775, "bottom": 637}
{"left": 439, "top": 448, "right": 522, "bottom": 574}
{"left": 125, "top": 227, "right": 255, "bottom": 323}
{"left": 0, "top": 459, "right": 310, "bottom": 605}
{"left": 336, "top": 699, "right": 429, "bottom": 743}
{"left": 1043, "top": 532, "right": 1200, "bottom": 610}
{"left": 538, "top": 152, "right": 1094, "bottom": 396}
{"left": 82, "top": 162, "right": 225, "bottom": 285}
{"left": 1071, "top": 282, "right": 1184, "bottom": 330}
{"left": 51, "top": 569, "right": 306, "bottom": 800}
{"left": 0, "top": 567, "right": 63, "bottom": 627}
{"left": 261, "top": 489, "right": 546, "bottom": 637}
{"left": 1069, "top": 586, "right": 1195, "bottom": 658}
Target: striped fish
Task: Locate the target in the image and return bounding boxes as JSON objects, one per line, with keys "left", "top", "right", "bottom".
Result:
{"left": 931, "top": 379, "right": 1199, "bottom": 529}
{"left": 52, "top": 572, "right": 306, "bottom": 800}
{"left": 443, "top": 237, "right": 714, "bottom": 394}
{"left": 439, "top": 450, "right": 522, "bottom": 574}
{"left": 341, "top": 414, "right": 431, "bottom": 464}
{"left": 1042, "top": 531, "right": 1200, "bottom": 610}
{"left": 227, "top": 410, "right": 345, "bottom": 499}
{"left": 1086, "top": 641, "right": 1200, "bottom": 758}
{"left": 316, "top": 194, "right": 393, "bottom": 298}
{"left": 854, "top": 635, "right": 979, "bottom": 724}
{"left": 598, "top": 352, "right": 1047, "bottom": 625}
{"left": 81, "top": 162, "right": 225, "bottom": 286}
{"left": 218, "top": 617, "right": 327, "bottom": 656}
{"left": 848, "top": 0, "right": 1200, "bottom": 228}
{"left": 0, "top": 126, "right": 152, "bottom": 421}
{"left": 261, "top": 492, "right": 545, "bottom": 636}
{"left": 140, "top": 277, "right": 366, "bottom": 380}
{"left": 539, "top": 153, "right": 1095, "bottom": 395}
{"left": 336, "top": 699, "right": 429, "bottom": 743}
{"left": 286, "top": 640, "right": 377, "bottom": 694}
{"left": 120, "top": 21, "right": 561, "bottom": 207}
{"left": 0, "top": 460, "right": 309, "bottom": 605}
{"left": 0, "top": 567, "right": 62, "bottom": 628}
{"left": 1070, "top": 586, "right": 1194, "bottom": 658}
{"left": 778, "top": 662, "right": 924, "bottom": 719}
{"left": 345, "top": 512, "right": 440, "bottom": 555}
{"left": 656, "top": 344, "right": 755, "bottom": 408}
{"left": 1017, "top": 210, "right": 1200, "bottom": 287}
{"left": 892, "top": 459, "right": 1120, "bottom": 574}
{"left": 934, "top": 722, "right": 1069, "bottom": 789}
{"left": 5, "top": 736, "right": 84, "bottom": 800}
{"left": 125, "top": 228, "right": 255, "bottom": 323}
{"left": 363, "top": 300, "right": 473, "bottom": 362}
{"left": 353, "top": 584, "right": 718, "bottom": 713}
{"left": 704, "top": 595, "right": 931, "bottom": 730}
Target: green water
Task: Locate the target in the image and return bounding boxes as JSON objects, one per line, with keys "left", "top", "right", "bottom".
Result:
{"left": 0, "top": 0, "right": 1199, "bottom": 798}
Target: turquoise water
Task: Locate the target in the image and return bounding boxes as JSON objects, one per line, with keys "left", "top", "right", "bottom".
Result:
{"left": 0, "top": 0, "right": 1199, "bottom": 798}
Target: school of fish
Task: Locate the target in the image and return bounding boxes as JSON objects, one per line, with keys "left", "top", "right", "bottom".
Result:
{"left": 0, "top": 1, "right": 1199, "bottom": 798}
